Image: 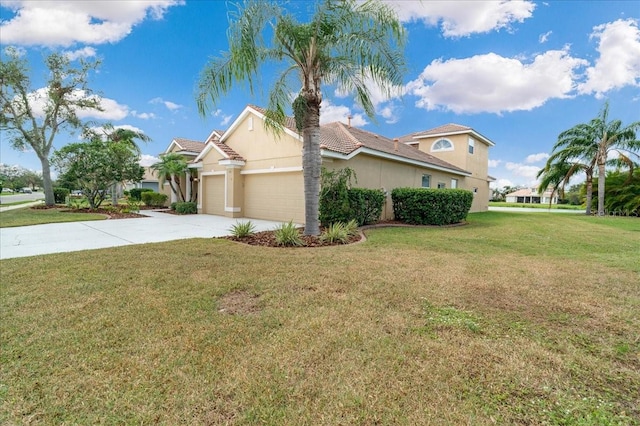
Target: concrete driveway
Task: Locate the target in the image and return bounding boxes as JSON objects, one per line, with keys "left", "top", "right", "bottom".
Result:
{"left": 0, "top": 210, "right": 287, "bottom": 260}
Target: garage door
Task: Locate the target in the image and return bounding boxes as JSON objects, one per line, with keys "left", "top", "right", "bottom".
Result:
{"left": 243, "top": 172, "right": 304, "bottom": 223}
{"left": 202, "top": 175, "right": 224, "bottom": 215}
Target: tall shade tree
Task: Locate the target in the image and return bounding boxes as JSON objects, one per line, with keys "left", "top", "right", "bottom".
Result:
{"left": 150, "top": 152, "right": 190, "bottom": 202}
{"left": 0, "top": 48, "right": 102, "bottom": 206}
{"left": 196, "top": 0, "right": 406, "bottom": 235}
{"left": 52, "top": 138, "right": 144, "bottom": 209}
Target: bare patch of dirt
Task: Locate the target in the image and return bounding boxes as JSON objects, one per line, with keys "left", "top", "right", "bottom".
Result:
{"left": 217, "top": 290, "right": 262, "bottom": 315}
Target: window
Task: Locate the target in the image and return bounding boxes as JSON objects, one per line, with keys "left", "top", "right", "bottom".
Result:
{"left": 431, "top": 138, "right": 454, "bottom": 152}
{"left": 437, "top": 182, "right": 446, "bottom": 189}
{"left": 421, "top": 174, "right": 431, "bottom": 188}
{"left": 451, "top": 178, "right": 458, "bottom": 189}
{"left": 473, "top": 187, "right": 478, "bottom": 194}
{"left": 468, "top": 137, "right": 475, "bottom": 154}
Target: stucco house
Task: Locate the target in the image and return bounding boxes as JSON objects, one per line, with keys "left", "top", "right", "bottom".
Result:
{"left": 505, "top": 187, "right": 558, "bottom": 205}
{"left": 158, "top": 105, "right": 495, "bottom": 224}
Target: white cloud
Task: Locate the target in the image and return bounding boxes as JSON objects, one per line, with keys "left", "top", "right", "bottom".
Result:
{"left": 387, "top": 0, "right": 535, "bottom": 37}
{"left": 406, "top": 48, "right": 588, "bottom": 114}
{"left": 488, "top": 159, "right": 501, "bottom": 168}
{"left": 0, "top": 0, "right": 185, "bottom": 47}
{"left": 539, "top": 30, "right": 552, "bottom": 43}
{"left": 505, "top": 162, "right": 541, "bottom": 180}
{"left": 320, "top": 99, "right": 368, "bottom": 126}
{"left": 212, "top": 109, "right": 233, "bottom": 126}
{"left": 525, "top": 153, "right": 550, "bottom": 163}
{"left": 578, "top": 19, "right": 640, "bottom": 98}
{"left": 64, "top": 47, "right": 97, "bottom": 60}
{"left": 139, "top": 154, "right": 160, "bottom": 167}
{"left": 150, "top": 97, "right": 183, "bottom": 111}
{"left": 76, "top": 95, "right": 129, "bottom": 120}
{"left": 23, "top": 88, "right": 129, "bottom": 120}
{"left": 490, "top": 178, "right": 515, "bottom": 189}
{"left": 131, "top": 111, "right": 156, "bottom": 120}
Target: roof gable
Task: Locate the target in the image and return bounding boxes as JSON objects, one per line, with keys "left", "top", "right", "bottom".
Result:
{"left": 164, "top": 138, "right": 207, "bottom": 155}
{"left": 321, "top": 122, "right": 470, "bottom": 175}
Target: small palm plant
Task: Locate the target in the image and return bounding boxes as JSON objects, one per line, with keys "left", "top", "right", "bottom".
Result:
{"left": 274, "top": 221, "right": 303, "bottom": 247}
{"left": 320, "top": 222, "right": 349, "bottom": 244}
{"left": 229, "top": 221, "right": 256, "bottom": 238}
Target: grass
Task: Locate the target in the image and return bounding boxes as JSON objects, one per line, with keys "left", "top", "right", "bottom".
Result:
{"left": 0, "top": 206, "right": 106, "bottom": 228}
{"left": 1, "top": 212, "right": 639, "bottom": 424}
{"left": 490, "top": 201, "right": 583, "bottom": 210}
{"left": 0, "top": 200, "right": 42, "bottom": 207}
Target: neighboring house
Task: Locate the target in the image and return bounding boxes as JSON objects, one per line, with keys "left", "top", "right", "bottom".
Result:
{"left": 126, "top": 167, "right": 160, "bottom": 192}
{"left": 160, "top": 105, "right": 495, "bottom": 223}
{"left": 505, "top": 188, "right": 558, "bottom": 204}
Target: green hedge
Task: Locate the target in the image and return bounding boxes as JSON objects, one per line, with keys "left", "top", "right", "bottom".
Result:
{"left": 128, "top": 188, "right": 155, "bottom": 201}
{"left": 175, "top": 201, "right": 197, "bottom": 214}
{"left": 392, "top": 188, "right": 473, "bottom": 225}
{"left": 141, "top": 192, "right": 168, "bottom": 208}
{"left": 53, "top": 187, "right": 70, "bottom": 204}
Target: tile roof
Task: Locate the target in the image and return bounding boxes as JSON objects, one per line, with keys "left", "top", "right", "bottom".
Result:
{"left": 320, "top": 122, "right": 469, "bottom": 174}
{"left": 173, "top": 138, "right": 207, "bottom": 153}
{"left": 211, "top": 139, "right": 245, "bottom": 161}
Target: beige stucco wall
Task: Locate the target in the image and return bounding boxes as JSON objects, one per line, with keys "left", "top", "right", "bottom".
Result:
{"left": 224, "top": 114, "right": 302, "bottom": 171}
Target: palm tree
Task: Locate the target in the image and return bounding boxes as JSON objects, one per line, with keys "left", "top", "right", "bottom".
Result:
{"left": 196, "top": 0, "right": 405, "bottom": 235}
{"left": 537, "top": 155, "right": 596, "bottom": 213}
{"left": 548, "top": 102, "right": 639, "bottom": 216}
{"left": 150, "top": 152, "right": 189, "bottom": 202}
{"left": 589, "top": 103, "right": 639, "bottom": 215}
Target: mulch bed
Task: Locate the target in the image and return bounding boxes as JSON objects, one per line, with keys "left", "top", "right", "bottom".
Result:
{"left": 223, "top": 229, "right": 363, "bottom": 248}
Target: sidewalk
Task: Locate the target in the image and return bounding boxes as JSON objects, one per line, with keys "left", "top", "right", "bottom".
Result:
{"left": 0, "top": 210, "right": 286, "bottom": 260}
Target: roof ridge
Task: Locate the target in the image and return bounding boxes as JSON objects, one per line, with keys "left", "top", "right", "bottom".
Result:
{"left": 335, "top": 122, "right": 363, "bottom": 148}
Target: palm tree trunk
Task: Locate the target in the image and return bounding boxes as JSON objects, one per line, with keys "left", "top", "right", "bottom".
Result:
{"left": 302, "top": 102, "right": 321, "bottom": 236}
{"left": 585, "top": 174, "right": 593, "bottom": 215}
{"left": 597, "top": 160, "right": 606, "bottom": 216}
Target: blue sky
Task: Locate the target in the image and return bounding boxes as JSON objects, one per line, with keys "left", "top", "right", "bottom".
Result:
{"left": 1, "top": 0, "right": 638, "bottom": 189}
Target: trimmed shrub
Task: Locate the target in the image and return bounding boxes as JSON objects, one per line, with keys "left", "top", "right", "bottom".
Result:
{"left": 53, "top": 187, "right": 70, "bottom": 204}
{"left": 348, "top": 187, "right": 385, "bottom": 225}
{"left": 175, "top": 201, "right": 197, "bottom": 214}
{"left": 129, "top": 188, "right": 154, "bottom": 201}
{"left": 392, "top": 188, "right": 473, "bottom": 225}
{"left": 319, "top": 168, "right": 385, "bottom": 226}
{"left": 141, "top": 191, "right": 168, "bottom": 208}
{"left": 170, "top": 202, "right": 177, "bottom": 211}
{"left": 319, "top": 168, "right": 354, "bottom": 226}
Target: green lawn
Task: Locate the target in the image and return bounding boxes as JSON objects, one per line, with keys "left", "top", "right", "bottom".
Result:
{"left": 0, "top": 206, "right": 106, "bottom": 228}
{"left": 490, "top": 201, "right": 583, "bottom": 210}
{"left": 1, "top": 212, "right": 639, "bottom": 425}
